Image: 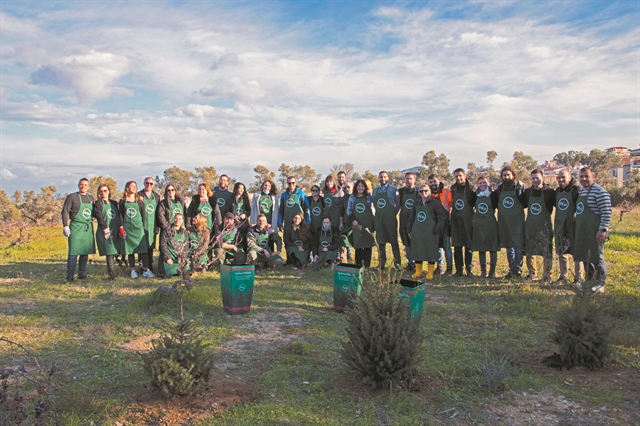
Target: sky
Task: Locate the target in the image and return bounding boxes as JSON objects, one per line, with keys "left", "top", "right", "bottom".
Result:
{"left": 1, "top": 0, "right": 638, "bottom": 195}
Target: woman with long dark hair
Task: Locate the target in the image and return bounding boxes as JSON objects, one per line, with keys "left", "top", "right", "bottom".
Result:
{"left": 308, "top": 184, "right": 324, "bottom": 232}
{"left": 92, "top": 184, "right": 120, "bottom": 280}
{"left": 118, "top": 181, "right": 154, "bottom": 279}
{"left": 346, "top": 179, "right": 375, "bottom": 268}
{"left": 157, "top": 184, "right": 186, "bottom": 276}
{"left": 285, "top": 212, "right": 311, "bottom": 270}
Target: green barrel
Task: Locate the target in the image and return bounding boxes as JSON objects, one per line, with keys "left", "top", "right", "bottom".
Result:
{"left": 333, "top": 263, "right": 363, "bottom": 312}
{"left": 220, "top": 264, "right": 255, "bottom": 315}
{"left": 398, "top": 279, "right": 426, "bottom": 324}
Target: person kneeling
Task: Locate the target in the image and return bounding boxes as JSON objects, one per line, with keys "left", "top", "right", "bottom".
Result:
{"left": 285, "top": 212, "right": 311, "bottom": 270}
{"left": 247, "top": 214, "right": 284, "bottom": 272}
{"left": 213, "top": 212, "right": 247, "bottom": 266}
{"left": 311, "top": 217, "right": 341, "bottom": 270}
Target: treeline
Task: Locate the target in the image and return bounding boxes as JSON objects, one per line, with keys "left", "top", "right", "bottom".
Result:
{"left": 2, "top": 148, "right": 639, "bottom": 227}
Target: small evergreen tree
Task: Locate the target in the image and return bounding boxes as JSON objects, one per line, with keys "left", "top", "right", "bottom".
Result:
{"left": 551, "top": 289, "right": 611, "bottom": 370}
{"left": 341, "top": 273, "right": 425, "bottom": 389}
{"left": 140, "top": 291, "right": 214, "bottom": 396}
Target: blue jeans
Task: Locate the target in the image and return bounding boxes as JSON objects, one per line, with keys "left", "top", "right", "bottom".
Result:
{"left": 506, "top": 248, "right": 523, "bottom": 276}
{"left": 439, "top": 235, "right": 452, "bottom": 270}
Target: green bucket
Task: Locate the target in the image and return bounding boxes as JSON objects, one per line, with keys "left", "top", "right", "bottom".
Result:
{"left": 333, "top": 263, "right": 363, "bottom": 312}
{"left": 398, "top": 278, "right": 426, "bottom": 323}
{"left": 220, "top": 264, "right": 255, "bottom": 315}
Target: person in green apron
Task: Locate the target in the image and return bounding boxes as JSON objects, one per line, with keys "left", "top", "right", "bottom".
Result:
{"left": 138, "top": 177, "right": 161, "bottom": 274}
{"left": 469, "top": 176, "right": 499, "bottom": 278}
{"left": 450, "top": 168, "right": 475, "bottom": 277}
{"left": 322, "top": 175, "right": 342, "bottom": 232}
{"left": 346, "top": 179, "right": 375, "bottom": 268}
{"left": 250, "top": 180, "right": 280, "bottom": 229}
{"left": 285, "top": 212, "right": 311, "bottom": 270}
{"left": 574, "top": 167, "right": 611, "bottom": 292}
{"left": 92, "top": 184, "right": 120, "bottom": 280}
{"left": 554, "top": 170, "right": 582, "bottom": 285}
{"left": 311, "top": 217, "right": 341, "bottom": 270}
{"left": 188, "top": 213, "right": 210, "bottom": 272}
{"left": 61, "top": 178, "right": 95, "bottom": 282}
{"left": 187, "top": 183, "right": 222, "bottom": 266}
{"left": 118, "top": 181, "right": 154, "bottom": 279}
{"left": 308, "top": 185, "right": 325, "bottom": 232}
{"left": 213, "top": 174, "right": 233, "bottom": 213}
{"left": 523, "top": 169, "right": 555, "bottom": 283}
{"left": 339, "top": 181, "right": 354, "bottom": 263}
{"left": 157, "top": 184, "right": 186, "bottom": 276}
{"left": 247, "top": 214, "right": 284, "bottom": 271}
{"left": 407, "top": 185, "right": 448, "bottom": 280}
{"left": 372, "top": 171, "right": 401, "bottom": 270}
{"left": 398, "top": 172, "right": 419, "bottom": 271}
{"left": 213, "top": 212, "right": 247, "bottom": 265}
{"left": 497, "top": 167, "right": 526, "bottom": 279}
{"left": 161, "top": 213, "right": 189, "bottom": 276}
{"left": 278, "top": 177, "right": 310, "bottom": 264}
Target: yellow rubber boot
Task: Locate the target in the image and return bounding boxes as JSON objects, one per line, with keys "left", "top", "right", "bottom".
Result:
{"left": 426, "top": 263, "right": 435, "bottom": 280}
{"left": 411, "top": 262, "right": 423, "bottom": 279}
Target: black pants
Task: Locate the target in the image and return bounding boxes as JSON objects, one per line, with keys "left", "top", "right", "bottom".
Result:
{"left": 454, "top": 246, "right": 473, "bottom": 273}
{"left": 66, "top": 255, "right": 88, "bottom": 280}
{"left": 139, "top": 248, "right": 154, "bottom": 272}
{"left": 355, "top": 248, "right": 372, "bottom": 268}
{"left": 478, "top": 252, "right": 497, "bottom": 268}
{"left": 129, "top": 253, "right": 149, "bottom": 270}
{"left": 378, "top": 243, "right": 401, "bottom": 267}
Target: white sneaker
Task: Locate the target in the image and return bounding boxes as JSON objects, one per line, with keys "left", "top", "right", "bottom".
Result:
{"left": 591, "top": 284, "right": 605, "bottom": 293}
{"left": 131, "top": 270, "right": 138, "bottom": 279}
{"left": 142, "top": 269, "right": 155, "bottom": 278}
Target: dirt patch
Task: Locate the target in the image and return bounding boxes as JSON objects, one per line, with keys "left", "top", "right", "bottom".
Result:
{"left": 483, "top": 390, "right": 635, "bottom": 425}
{"left": 425, "top": 289, "right": 451, "bottom": 306}
{"left": 117, "top": 334, "right": 160, "bottom": 352}
{"left": 334, "top": 368, "right": 447, "bottom": 401}
{"left": 118, "top": 376, "right": 257, "bottom": 425}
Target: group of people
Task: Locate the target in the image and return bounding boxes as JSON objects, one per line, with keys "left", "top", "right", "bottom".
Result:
{"left": 62, "top": 166, "right": 611, "bottom": 292}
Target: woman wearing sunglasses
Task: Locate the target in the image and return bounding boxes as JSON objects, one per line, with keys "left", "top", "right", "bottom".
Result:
{"left": 92, "top": 184, "right": 120, "bottom": 280}
{"left": 157, "top": 184, "right": 186, "bottom": 276}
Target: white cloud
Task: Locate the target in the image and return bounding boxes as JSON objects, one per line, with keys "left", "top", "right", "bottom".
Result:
{"left": 29, "top": 50, "right": 131, "bottom": 104}
{"left": 459, "top": 32, "right": 509, "bottom": 46}
{"left": 1, "top": 169, "right": 17, "bottom": 180}
{"left": 1, "top": 99, "right": 76, "bottom": 121}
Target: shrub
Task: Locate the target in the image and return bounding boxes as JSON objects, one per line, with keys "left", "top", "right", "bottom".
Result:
{"left": 551, "top": 289, "right": 611, "bottom": 370}
{"left": 340, "top": 277, "right": 424, "bottom": 389}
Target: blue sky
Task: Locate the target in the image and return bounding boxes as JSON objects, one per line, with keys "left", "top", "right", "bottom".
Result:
{"left": 1, "top": 0, "right": 638, "bottom": 194}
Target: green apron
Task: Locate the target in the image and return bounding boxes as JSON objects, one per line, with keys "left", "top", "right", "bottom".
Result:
{"left": 189, "top": 231, "right": 208, "bottom": 270}
{"left": 312, "top": 229, "right": 336, "bottom": 270}
{"left": 258, "top": 195, "right": 273, "bottom": 225}
{"left": 554, "top": 191, "right": 575, "bottom": 255}
{"left": 352, "top": 197, "right": 375, "bottom": 249}
{"left": 222, "top": 229, "right": 244, "bottom": 263}
{"left": 309, "top": 197, "right": 324, "bottom": 231}
{"left": 498, "top": 188, "right": 525, "bottom": 249}
{"left": 573, "top": 187, "right": 602, "bottom": 263}
{"left": 451, "top": 188, "right": 473, "bottom": 247}
{"left": 471, "top": 195, "right": 499, "bottom": 252}
{"left": 122, "top": 201, "right": 147, "bottom": 255}
{"left": 255, "top": 231, "right": 283, "bottom": 263}
{"left": 283, "top": 191, "right": 304, "bottom": 227}
{"left": 164, "top": 228, "right": 186, "bottom": 276}
{"left": 524, "top": 191, "right": 553, "bottom": 256}
{"left": 143, "top": 196, "right": 157, "bottom": 248}
{"left": 96, "top": 201, "right": 120, "bottom": 256}
{"left": 68, "top": 194, "right": 95, "bottom": 256}
{"left": 323, "top": 193, "right": 341, "bottom": 229}
{"left": 169, "top": 200, "right": 184, "bottom": 223}
{"left": 288, "top": 228, "right": 309, "bottom": 263}
{"left": 374, "top": 189, "right": 398, "bottom": 245}
{"left": 399, "top": 189, "right": 417, "bottom": 246}
{"left": 411, "top": 203, "right": 439, "bottom": 263}
{"left": 197, "top": 200, "right": 214, "bottom": 230}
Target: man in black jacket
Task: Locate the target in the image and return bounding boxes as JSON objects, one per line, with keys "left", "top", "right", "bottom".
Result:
{"left": 554, "top": 169, "right": 582, "bottom": 284}
{"left": 450, "top": 169, "right": 475, "bottom": 276}
{"left": 522, "top": 169, "right": 555, "bottom": 283}
{"left": 247, "top": 214, "right": 284, "bottom": 271}
{"left": 61, "top": 178, "right": 95, "bottom": 282}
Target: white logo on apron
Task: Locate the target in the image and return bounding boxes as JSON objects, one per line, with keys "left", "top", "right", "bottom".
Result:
{"left": 200, "top": 205, "right": 212, "bottom": 216}
{"left": 321, "top": 240, "right": 331, "bottom": 248}
{"left": 286, "top": 198, "right": 295, "bottom": 208}
{"left": 529, "top": 203, "right": 542, "bottom": 215}
{"left": 126, "top": 208, "right": 137, "bottom": 218}
{"left": 82, "top": 208, "right": 91, "bottom": 219}
{"left": 376, "top": 198, "right": 387, "bottom": 209}
{"left": 259, "top": 239, "right": 269, "bottom": 248}
{"left": 260, "top": 201, "right": 270, "bottom": 212}
{"left": 502, "top": 197, "right": 515, "bottom": 209}
{"left": 557, "top": 198, "right": 570, "bottom": 211}
{"left": 455, "top": 199, "right": 465, "bottom": 210}
{"left": 416, "top": 211, "right": 427, "bottom": 223}
{"left": 145, "top": 204, "right": 155, "bottom": 214}
{"left": 325, "top": 198, "right": 332, "bottom": 207}
{"left": 312, "top": 206, "right": 321, "bottom": 216}
{"left": 576, "top": 202, "right": 584, "bottom": 215}
{"left": 477, "top": 203, "right": 489, "bottom": 215}
{"left": 355, "top": 203, "right": 366, "bottom": 214}
{"left": 217, "top": 198, "right": 225, "bottom": 207}
{"left": 404, "top": 198, "right": 414, "bottom": 210}
{"left": 107, "top": 209, "right": 116, "bottom": 219}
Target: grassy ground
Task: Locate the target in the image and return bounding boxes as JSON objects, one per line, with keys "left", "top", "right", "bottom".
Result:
{"left": 1, "top": 209, "right": 639, "bottom": 425}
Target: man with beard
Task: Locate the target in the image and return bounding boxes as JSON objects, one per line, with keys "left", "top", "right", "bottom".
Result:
{"left": 372, "top": 171, "right": 401, "bottom": 270}
{"left": 522, "top": 169, "right": 555, "bottom": 283}
{"left": 247, "top": 214, "right": 284, "bottom": 271}
{"left": 398, "top": 172, "right": 419, "bottom": 271}
{"left": 213, "top": 174, "right": 233, "bottom": 213}
{"left": 554, "top": 169, "right": 582, "bottom": 285}
{"left": 496, "top": 166, "right": 526, "bottom": 279}
{"left": 450, "top": 168, "right": 475, "bottom": 277}
{"left": 574, "top": 167, "right": 611, "bottom": 292}
{"left": 428, "top": 174, "right": 453, "bottom": 275}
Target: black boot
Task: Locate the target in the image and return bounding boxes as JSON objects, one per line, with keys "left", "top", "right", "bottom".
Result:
{"left": 480, "top": 262, "right": 487, "bottom": 278}
{"left": 488, "top": 263, "right": 496, "bottom": 279}
{"left": 107, "top": 255, "right": 115, "bottom": 281}
{"left": 454, "top": 247, "right": 464, "bottom": 277}
{"left": 464, "top": 248, "right": 474, "bottom": 277}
